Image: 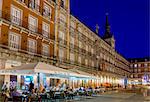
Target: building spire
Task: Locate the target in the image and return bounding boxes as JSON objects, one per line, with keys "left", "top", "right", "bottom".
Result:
{"left": 103, "top": 13, "right": 112, "bottom": 39}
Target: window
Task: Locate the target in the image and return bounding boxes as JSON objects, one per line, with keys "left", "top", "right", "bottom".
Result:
{"left": 144, "top": 63, "right": 148, "bottom": 67}
{"left": 70, "top": 53, "right": 74, "bottom": 62}
{"left": 28, "top": 15, "right": 38, "bottom": 32}
{"left": 59, "top": 48, "right": 64, "bottom": 59}
{"left": 134, "top": 68, "right": 137, "bottom": 73}
{"left": 92, "top": 61, "right": 94, "bottom": 67}
{"left": 11, "top": 6, "right": 22, "bottom": 25}
{"left": 138, "top": 69, "right": 141, "bottom": 73}
{"left": 59, "top": 31, "right": 65, "bottom": 40}
{"left": 43, "top": 3, "right": 51, "bottom": 18}
{"left": 78, "top": 27, "right": 82, "bottom": 33}
{"left": 9, "top": 32, "right": 21, "bottom": 49}
{"left": 70, "top": 36, "right": 74, "bottom": 45}
{"left": 60, "top": 0, "right": 65, "bottom": 8}
{"left": 144, "top": 68, "right": 148, "bottom": 72}
{"left": 71, "top": 21, "right": 75, "bottom": 28}
{"left": 130, "top": 64, "right": 133, "bottom": 68}
{"left": 85, "top": 45, "right": 88, "bottom": 51}
{"left": 138, "top": 64, "right": 141, "bottom": 67}
{"left": 79, "top": 41, "right": 82, "bottom": 48}
{"left": 91, "top": 48, "right": 94, "bottom": 54}
{"left": 42, "top": 44, "right": 49, "bottom": 56}
{"left": 42, "top": 22, "right": 50, "bottom": 38}
{"left": 134, "top": 64, "right": 137, "bottom": 68}
{"left": 85, "top": 59, "right": 88, "bottom": 65}
{"left": 29, "top": 0, "right": 40, "bottom": 11}
{"left": 28, "top": 39, "right": 37, "bottom": 53}
{"left": 78, "top": 56, "right": 81, "bottom": 64}
{"left": 60, "top": 14, "right": 66, "bottom": 26}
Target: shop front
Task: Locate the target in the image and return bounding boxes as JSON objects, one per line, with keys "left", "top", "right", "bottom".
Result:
{"left": 0, "top": 62, "right": 100, "bottom": 91}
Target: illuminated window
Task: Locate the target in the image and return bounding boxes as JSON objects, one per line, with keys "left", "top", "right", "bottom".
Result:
{"left": 144, "top": 63, "right": 148, "bottom": 67}
{"left": 138, "top": 64, "right": 141, "bottom": 67}
{"left": 134, "top": 64, "right": 137, "bottom": 68}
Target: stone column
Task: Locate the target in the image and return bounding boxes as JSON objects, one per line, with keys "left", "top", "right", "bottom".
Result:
{"left": 4, "top": 75, "right": 10, "bottom": 88}
{"left": 17, "top": 75, "right": 21, "bottom": 89}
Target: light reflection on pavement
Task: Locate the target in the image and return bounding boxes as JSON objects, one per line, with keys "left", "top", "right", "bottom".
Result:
{"left": 74, "top": 92, "right": 150, "bottom": 102}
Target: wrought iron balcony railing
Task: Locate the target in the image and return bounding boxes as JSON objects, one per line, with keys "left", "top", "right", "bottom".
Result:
{"left": 58, "top": 18, "right": 67, "bottom": 27}
{"left": 0, "top": 10, "right": 55, "bottom": 40}
{"left": 58, "top": 37, "right": 67, "bottom": 46}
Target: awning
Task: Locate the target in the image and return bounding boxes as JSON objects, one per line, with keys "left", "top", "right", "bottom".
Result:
{"left": 0, "top": 62, "right": 100, "bottom": 79}
{"left": 0, "top": 62, "right": 77, "bottom": 76}
{"left": 69, "top": 69, "right": 98, "bottom": 79}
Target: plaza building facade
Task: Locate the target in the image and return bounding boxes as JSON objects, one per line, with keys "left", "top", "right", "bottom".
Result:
{"left": 129, "top": 57, "right": 150, "bottom": 85}
{"left": 0, "top": 0, "right": 131, "bottom": 89}
{"left": 0, "top": 0, "right": 56, "bottom": 88}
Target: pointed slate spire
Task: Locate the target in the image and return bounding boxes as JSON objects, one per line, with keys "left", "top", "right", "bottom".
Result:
{"left": 103, "top": 13, "right": 112, "bottom": 39}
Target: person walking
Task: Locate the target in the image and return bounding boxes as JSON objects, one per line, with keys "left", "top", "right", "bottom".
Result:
{"left": 29, "top": 81, "right": 34, "bottom": 92}
{"left": 2, "top": 82, "right": 10, "bottom": 102}
{"left": 2, "top": 82, "right": 9, "bottom": 92}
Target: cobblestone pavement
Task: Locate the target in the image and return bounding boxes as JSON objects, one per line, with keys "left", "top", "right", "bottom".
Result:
{"left": 74, "top": 92, "right": 150, "bottom": 102}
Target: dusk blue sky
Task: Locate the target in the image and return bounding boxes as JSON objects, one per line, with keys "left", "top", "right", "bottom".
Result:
{"left": 70, "top": 0, "right": 149, "bottom": 58}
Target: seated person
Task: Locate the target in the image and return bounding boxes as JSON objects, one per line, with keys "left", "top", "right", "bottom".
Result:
{"left": 11, "top": 87, "right": 21, "bottom": 97}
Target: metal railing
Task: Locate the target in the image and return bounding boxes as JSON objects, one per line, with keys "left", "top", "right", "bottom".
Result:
{"left": 0, "top": 10, "right": 55, "bottom": 40}
{"left": 29, "top": 1, "right": 41, "bottom": 12}
{"left": 58, "top": 18, "right": 67, "bottom": 27}
{"left": 58, "top": 37, "right": 67, "bottom": 45}
{"left": 47, "top": 0, "right": 56, "bottom": 6}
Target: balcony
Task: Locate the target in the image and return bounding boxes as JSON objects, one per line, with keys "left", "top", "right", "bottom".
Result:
{"left": 42, "top": 52, "right": 50, "bottom": 57}
{"left": 69, "top": 43, "right": 74, "bottom": 49}
{"left": 43, "top": 10, "right": 51, "bottom": 19}
{"left": 0, "top": 10, "right": 55, "bottom": 41}
{"left": 28, "top": 48, "right": 36, "bottom": 54}
{"left": 29, "top": 2, "right": 41, "bottom": 12}
{"left": 74, "top": 45, "right": 79, "bottom": 50}
{"left": 11, "top": 16, "right": 22, "bottom": 26}
{"left": 9, "top": 43, "right": 21, "bottom": 51}
{"left": 42, "top": 30, "right": 50, "bottom": 39}
{"left": 60, "top": 2, "right": 68, "bottom": 12}
{"left": 58, "top": 18, "right": 67, "bottom": 28}
{"left": 28, "top": 24, "right": 38, "bottom": 33}
{"left": 58, "top": 57, "right": 67, "bottom": 64}
{"left": 70, "top": 26, "right": 76, "bottom": 32}
{"left": 58, "top": 37, "right": 67, "bottom": 46}
{"left": 47, "top": 0, "right": 56, "bottom": 7}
